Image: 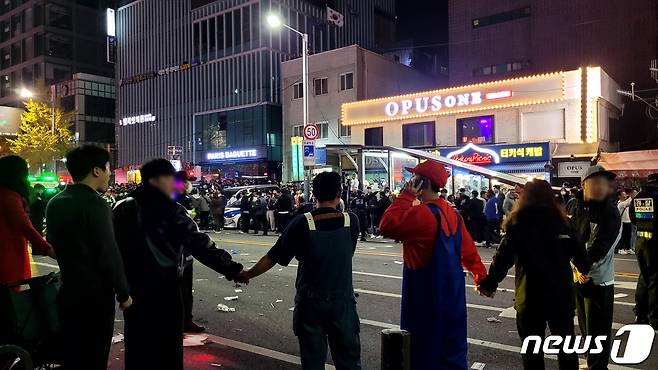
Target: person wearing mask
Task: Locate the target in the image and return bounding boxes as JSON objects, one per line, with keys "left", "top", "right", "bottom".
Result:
{"left": 478, "top": 180, "right": 590, "bottom": 370}
{"left": 45, "top": 146, "right": 131, "bottom": 370}
{"left": 617, "top": 189, "right": 634, "bottom": 255}
{"left": 0, "top": 156, "right": 55, "bottom": 285}
{"left": 240, "top": 172, "right": 362, "bottom": 370}
{"left": 173, "top": 171, "right": 205, "bottom": 333}
{"left": 569, "top": 165, "right": 621, "bottom": 370}
{"left": 350, "top": 190, "right": 368, "bottom": 242}
{"left": 378, "top": 161, "right": 488, "bottom": 370}
{"left": 211, "top": 191, "right": 227, "bottom": 233}
{"left": 113, "top": 159, "right": 246, "bottom": 370}
{"left": 239, "top": 190, "right": 252, "bottom": 233}
{"left": 630, "top": 173, "right": 658, "bottom": 328}
{"left": 275, "top": 188, "right": 295, "bottom": 232}
{"left": 484, "top": 190, "right": 500, "bottom": 248}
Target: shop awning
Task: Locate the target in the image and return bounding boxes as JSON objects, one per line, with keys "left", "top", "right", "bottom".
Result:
{"left": 488, "top": 162, "right": 550, "bottom": 174}
{"left": 597, "top": 150, "right": 658, "bottom": 178}
{"left": 552, "top": 142, "right": 599, "bottom": 159}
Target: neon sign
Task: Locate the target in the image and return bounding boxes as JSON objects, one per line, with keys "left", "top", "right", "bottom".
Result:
{"left": 446, "top": 143, "right": 501, "bottom": 164}
{"left": 384, "top": 92, "right": 484, "bottom": 117}
{"left": 206, "top": 148, "right": 259, "bottom": 161}
{"left": 119, "top": 113, "right": 156, "bottom": 126}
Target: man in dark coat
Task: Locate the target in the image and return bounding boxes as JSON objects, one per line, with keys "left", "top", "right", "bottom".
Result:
{"left": 113, "top": 159, "right": 247, "bottom": 370}
{"left": 275, "top": 188, "right": 295, "bottom": 232}
{"left": 46, "top": 145, "right": 131, "bottom": 370}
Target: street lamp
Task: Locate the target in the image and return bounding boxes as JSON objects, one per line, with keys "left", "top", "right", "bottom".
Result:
{"left": 19, "top": 87, "right": 34, "bottom": 99}
{"left": 266, "top": 13, "right": 311, "bottom": 200}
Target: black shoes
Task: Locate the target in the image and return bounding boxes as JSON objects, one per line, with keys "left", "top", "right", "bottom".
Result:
{"left": 184, "top": 321, "right": 206, "bottom": 333}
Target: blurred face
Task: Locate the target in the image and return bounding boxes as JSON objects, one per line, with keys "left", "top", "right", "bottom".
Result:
{"left": 149, "top": 175, "right": 175, "bottom": 199}
{"left": 583, "top": 176, "right": 611, "bottom": 202}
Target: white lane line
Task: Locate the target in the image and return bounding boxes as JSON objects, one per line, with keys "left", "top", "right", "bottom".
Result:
{"left": 205, "top": 333, "right": 336, "bottom": 370}
{"left": 359, "top": 319, "right": 638, "bottom": 370}
{"left": 354, "top": 289, "right": 504, "bottom": 312}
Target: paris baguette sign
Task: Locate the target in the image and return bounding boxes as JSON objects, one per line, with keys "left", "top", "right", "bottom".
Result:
{"left": 341, "top": 71, "right": 566, "bottom": 126}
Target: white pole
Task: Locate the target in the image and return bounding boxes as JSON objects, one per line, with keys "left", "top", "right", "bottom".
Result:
{"left": 302, "top": 32, "right": 310, "bottom": 202}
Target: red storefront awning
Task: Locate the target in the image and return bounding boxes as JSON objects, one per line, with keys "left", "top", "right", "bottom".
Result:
{"left": 598, "top": 150, "right": 658, "bottom": 178}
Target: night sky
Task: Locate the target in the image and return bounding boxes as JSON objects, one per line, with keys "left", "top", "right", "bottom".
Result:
{"left": 396, "top": 0, "right": 449, "bottom": 55}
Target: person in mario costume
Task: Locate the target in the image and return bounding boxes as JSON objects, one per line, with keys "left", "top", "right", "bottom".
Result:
{"left": 379, "top": 160, "right": 489, "bottom": 370}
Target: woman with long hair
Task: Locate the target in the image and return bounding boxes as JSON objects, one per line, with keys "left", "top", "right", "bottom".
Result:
{"left": 477, "top": 179, "right": 590, "bottom": 370}
{"left": 0, "top": 155, "right": 55, "bottom": 284}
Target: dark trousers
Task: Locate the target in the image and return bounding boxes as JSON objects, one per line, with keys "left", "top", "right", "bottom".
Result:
{"left": 357, "top": 212, "right": 367, "bottom": 240}
{"left": 293, "top": 298, "right": 361, "bottom": 370}
{"left": 617, "top": 223, "right": 632, "bottom": 252}
{"left": 58, "top": 288, "right": 115, "bottom": 370}
{"left": 182, "top": 260, "right": 194, "bottom": 323}
{"left": 254, "top": 214, "right": 268, "bottom": 235}
{"left": 276, "top": 212, "right": 291, "bottom": 232}
{"left": 124, "top": 283, "right": 184, "bottom": 370}
{"left": 199, "top": 211, "right": 210, "bottom": 229}
{"left": 575, "top": 282, "right": 614, "bottom": 370}
{"left": 212, "top": 211, "right": 224, "bottom": 231}
{"left": 635, "top": 239, "right": 658, "bottom": 328}
{"left": 240, "top": 212, "right": 251, "bottom": 232}
{"left": 516, "top": 307, "right": 579, "bottom": 370}
{"left": 485, "top": 219, "right": 500, "bottom": 246}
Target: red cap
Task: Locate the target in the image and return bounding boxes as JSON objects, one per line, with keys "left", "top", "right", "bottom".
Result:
{"left": 405, "top": 160, "right": 449, "bottom": 188}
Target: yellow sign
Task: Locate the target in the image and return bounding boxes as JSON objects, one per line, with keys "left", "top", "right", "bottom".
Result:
{"left": 500, "top": 146, "right": 543, "bottom": 159}
{"left": 341, "top": 71, "right": 566, "bottom": 126}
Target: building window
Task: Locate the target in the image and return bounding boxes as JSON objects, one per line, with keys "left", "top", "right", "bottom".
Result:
{"left": 365, "top": 127, "right": 383, "bottom": 146}
{"left": 473, "top": 60, "right": 530, "bottom": 77}
{"left": 313, "top": 77, "right": 328, "bottom": 95}
{"left": 292, "top": 82, "right": 303, "bottom": 99}
{"left": 403, "top": 122, "right": 435, "bottom": 148}
{"left": 339, "top": 72, "right": 353, "bottom": 91}
{"left": 472, "top": 7, "right": 531, "bottom": 29}
{"left": 457, "top": 115, "right": 494, "bottom": 144}
{"left": 292, "top": 124, "right": 303, "bottom": 137}
{"left": 47, "top": 3, "right": 72, "bottom": 30}
{"left": 316, "top": 121, "right": 329, "bottom": 139}
{"left": 339, "top": 119, "right": 351, "bottom": 137}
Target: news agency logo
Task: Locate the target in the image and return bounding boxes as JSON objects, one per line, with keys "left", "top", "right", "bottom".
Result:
{"left": 520, "top": 324, "right": 655, "bottom": 364}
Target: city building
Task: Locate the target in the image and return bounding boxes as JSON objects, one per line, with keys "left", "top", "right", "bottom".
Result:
{"left": 340, "top": 67, "right": 622, "bottom": 191}
{"left": 53, "top": 72, "right": 116, "bottom": 152}
{"left": 448, "top": 0, "right": 658, "bottom": 149}
{"left": 115, "top": 0, "right": 397, "bottom": 179}
{"left": 281, "top": 44, "right": 440, "bottom": 182}
{"left": 0, "top": 0, "right": 115, "bottom": 107}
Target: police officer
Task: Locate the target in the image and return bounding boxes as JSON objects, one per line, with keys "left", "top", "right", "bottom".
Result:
{"left": 350, "top": 190, "right": 368, "bottom": 241}
{"left": 630, "top": 173, "right": 658, "bottom": 328}
{"left": 240, "top": 172, "right": 362, "bottom": 370}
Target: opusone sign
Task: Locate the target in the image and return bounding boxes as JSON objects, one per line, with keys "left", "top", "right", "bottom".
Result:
{"left": 341, "top": 71, "right": 565, "bottom": 126}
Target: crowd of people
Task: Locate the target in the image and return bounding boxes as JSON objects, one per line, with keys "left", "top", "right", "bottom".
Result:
{"left": 0, "top": 145, "right": 656, "bottom": 370}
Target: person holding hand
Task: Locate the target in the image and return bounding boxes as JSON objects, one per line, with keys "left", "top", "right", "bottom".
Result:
{"left": 478, "top": 179, "right": 590, "bottom": 370}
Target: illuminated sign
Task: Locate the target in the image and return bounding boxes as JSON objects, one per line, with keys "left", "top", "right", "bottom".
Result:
{"left": 106, "top": 9, "right": 115, "bottom": 36}
{"left": 342, "top": 71, "right": 565, "bottom": 126}
{"left": 206, "top": 147, "right": 265, "bottom": 162}
{"left": 119, "top": 114, "right": 156, "bottom": 126}
{"left": 438, "top": 142, "right": 550, "bottom": 165}
{"left": 120, "top": 61, "right": 204, "bottom": 86}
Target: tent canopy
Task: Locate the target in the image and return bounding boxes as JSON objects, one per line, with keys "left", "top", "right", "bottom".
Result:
{"left": 598, "top": 150, "right": 658, "bottom": 178}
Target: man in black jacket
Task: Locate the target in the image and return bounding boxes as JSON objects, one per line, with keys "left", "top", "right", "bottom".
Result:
{"left": 275, "top": 188, "right": 294, "bottom": 232}
{"left": 46, "top": 145, "right": 132, "bottom": 370}
{"left": 570, "top": 165, "right": 621, "bottom": 370}
{"left": 113, "top": 159, "right": 246, "bottom": 370}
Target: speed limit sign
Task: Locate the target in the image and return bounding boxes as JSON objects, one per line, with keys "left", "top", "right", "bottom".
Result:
{"left": 303, "top": 123, "right": 320, "bottom": 140}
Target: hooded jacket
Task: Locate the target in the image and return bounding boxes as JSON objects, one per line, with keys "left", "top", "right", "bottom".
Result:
{"left": 480, "top": 206, "right": 590, "bottom": 311}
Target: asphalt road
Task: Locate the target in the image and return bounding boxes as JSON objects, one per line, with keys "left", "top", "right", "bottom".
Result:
{"left": 31, "top": 230, "right": 656, "bottom": 370}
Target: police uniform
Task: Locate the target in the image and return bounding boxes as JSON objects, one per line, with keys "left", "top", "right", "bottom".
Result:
{"left": 267, "top": 208, "right": 361, "bottom": 370}
{"left": 630, "top": 174, "right": 658, "bottom": 328}
{"left": 350, "top": 193, "right": 368, "bottom": 241}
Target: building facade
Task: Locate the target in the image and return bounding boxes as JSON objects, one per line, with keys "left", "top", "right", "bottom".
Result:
{"left": 281, "top": 44, "right": 440, "bottom": 182}
{"left": 341, "top": 67, "right": 622, "bottom": 190}
{"left": 0, "top": 0, "right": 115, "bottom": 107}
{"left": 115, "top": 0, "right": 396, "bottom": 179}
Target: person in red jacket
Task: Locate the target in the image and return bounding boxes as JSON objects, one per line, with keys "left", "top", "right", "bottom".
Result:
{"left": 379, "top": 160, "right": 488, "bottom": 370}
{"left": 0, "top": 155, "right": 55, "bottom": 284}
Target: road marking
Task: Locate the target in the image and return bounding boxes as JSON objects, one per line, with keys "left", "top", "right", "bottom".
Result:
{"left": 354, "top": 289, "right": 504, "bottom": 312}
{"left": 204, "top": 333, "right": 335, "bottom": 369}
{"left": 358, "top": 319, "right": 638, "bottom": 370}
{"left": 32, "top": 261, "right": 59, "bottom": 269}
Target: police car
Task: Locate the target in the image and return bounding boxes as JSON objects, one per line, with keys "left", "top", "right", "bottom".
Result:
{"left": 221, "top": 185, "right": 280, "bottom": 229}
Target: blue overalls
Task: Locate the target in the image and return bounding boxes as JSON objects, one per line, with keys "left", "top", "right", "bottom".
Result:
{"left": 401, "top": 204, "right": 467, "bottom": 370}
{"left": 293, "top": 212, "right": 362, "bottom": 370}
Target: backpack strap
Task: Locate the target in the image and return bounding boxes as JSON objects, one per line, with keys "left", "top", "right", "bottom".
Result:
{"left": 343, "top": 212, "right": 350, "bottom": 227}
{"left": 304, "top": 212, "right": 316, "bottom": 231}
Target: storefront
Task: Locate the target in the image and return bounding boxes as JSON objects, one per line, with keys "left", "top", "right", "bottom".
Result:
{"left": 340, "top": 67, "right": 623, "bottom": 188}
{"left": 198, "top": 146, "right": 277, "bottom": 180}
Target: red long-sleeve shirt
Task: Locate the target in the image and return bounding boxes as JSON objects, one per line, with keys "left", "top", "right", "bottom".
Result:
{"left": 379, "top": 190, "right": 487, "bottom": 284}
{"left": 0, "top": 187, "right": 53, "bottom": 284}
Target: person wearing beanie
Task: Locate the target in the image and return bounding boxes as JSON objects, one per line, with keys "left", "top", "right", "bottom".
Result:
{"left": 379, "top": 160, "right": 488, "bottom": 370}
{"left": 112, "top": 158, "right": 247, "bottom": 370}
